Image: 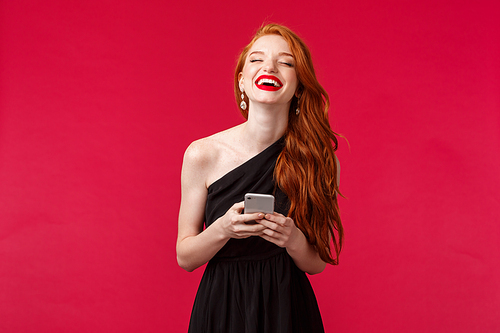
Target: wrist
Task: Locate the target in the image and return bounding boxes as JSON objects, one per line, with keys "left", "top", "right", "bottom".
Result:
{"left": 211, "top": 217, "right": 231, "bottom": 242}
{"left": 286, "top": 225, "right": 305, "bottom": 253}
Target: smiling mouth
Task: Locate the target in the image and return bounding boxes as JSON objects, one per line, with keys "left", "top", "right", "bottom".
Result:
{"left": 255, "top": 75, "right": 283, "bottom": 91}
{"left": 257, "top": 78, "right": 281, "bottom": 87}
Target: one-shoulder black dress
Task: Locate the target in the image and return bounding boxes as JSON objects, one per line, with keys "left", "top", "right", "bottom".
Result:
{"left": 188, "top": 138, "right": 325, "bottom": 333}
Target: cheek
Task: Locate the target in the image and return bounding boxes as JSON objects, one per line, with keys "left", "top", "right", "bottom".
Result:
{"left": 245, "top": 67, "right": 258, "bottom": 79}
{"left": 243, "top": 74, "right": 253, "bottom": 90}
{"left": 288, "top": 75, "right": 299, "bottom": 91}
{"left": 242, "top": 68, "right": 255, "bottom": 85}
{"left": 284, "top": 70, "right": 298, "bottom": 86}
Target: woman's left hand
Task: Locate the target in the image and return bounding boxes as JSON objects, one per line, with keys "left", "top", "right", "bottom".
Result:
{"left": 257, "top": 213, "right": 300, "bottom": 248}
{"left": 258, "top": 212, "right": 327, "bottom": 274}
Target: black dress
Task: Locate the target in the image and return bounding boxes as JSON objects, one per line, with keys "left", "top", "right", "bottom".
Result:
{"left": 188, "top": 138, "right": 325, "bottom": 333}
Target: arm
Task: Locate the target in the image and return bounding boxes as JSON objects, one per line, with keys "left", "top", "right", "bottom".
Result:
{"left": 258, "top": 214, "right": 326, "bottom": 274}
{"left": 176, "top": 141, "right": 267, "bottom": 272}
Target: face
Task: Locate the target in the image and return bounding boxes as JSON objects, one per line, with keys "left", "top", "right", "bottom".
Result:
{"left": 239, "top": 35, "right": 298, "bottom": 108}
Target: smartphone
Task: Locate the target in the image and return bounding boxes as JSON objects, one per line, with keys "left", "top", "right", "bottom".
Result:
{"left": 244, "top": 193, "right": 275, "bottom": 215}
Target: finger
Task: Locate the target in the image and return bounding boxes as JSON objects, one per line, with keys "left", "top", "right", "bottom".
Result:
{"left": 233, "top": 224, "right": 267, "bottom": 238}
{"left": 232, "top": 212, "right": 264, "bottom": 225}
{"left": 232, "top": 201, "right": 245, "bottom": 213}
{"left": 244, "top": 223, "right": 267, "bottom": 233}
{"left": 259, "top": 233, "right": 285, "bottom": 248}
{"left": 257, "top": 218, "right": 282, "bottom": 231}
{"left": 264, "top": 213, "right": 287, "bottom": 226}
{"left": 262, "top": 228, "right": 281, "bottom": 238}
{"left": 242, "top": 212, "right": 265, "bottom": 223}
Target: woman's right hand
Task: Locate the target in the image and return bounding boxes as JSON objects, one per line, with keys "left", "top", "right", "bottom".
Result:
{"left": 215, "top": 201, "right": 267, "bottom": 239}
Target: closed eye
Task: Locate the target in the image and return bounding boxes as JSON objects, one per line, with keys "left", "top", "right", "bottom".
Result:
{"left": 250, "top": 59, "right": 263, "bottom": 63}
{"left": 280, "top": 62, "right": 294, "bottom": 67}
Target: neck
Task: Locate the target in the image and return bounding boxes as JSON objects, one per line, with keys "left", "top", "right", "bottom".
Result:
{"left": 239, "top": 102, "right": 289, "bottom": 152}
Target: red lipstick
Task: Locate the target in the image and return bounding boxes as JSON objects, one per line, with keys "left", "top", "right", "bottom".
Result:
{"left": 255, "top": 75, "right": 283, "bottom": 91}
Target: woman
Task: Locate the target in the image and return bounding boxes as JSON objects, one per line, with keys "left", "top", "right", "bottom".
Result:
{"left": 177, "top": 23, "right": 343, "bottom": 333}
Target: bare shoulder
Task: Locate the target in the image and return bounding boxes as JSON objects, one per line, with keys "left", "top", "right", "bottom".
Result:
{"left": 182, "top": 125, "right": 242, "bottom": 188}
{"left": 183, "top": 130, "right": 233, "bottom": 167}
{"left": 181, "top": 137, "right": 217, "bottom": 188}
{"left": 183, "top": 137, "right": 217, "bottom": 168}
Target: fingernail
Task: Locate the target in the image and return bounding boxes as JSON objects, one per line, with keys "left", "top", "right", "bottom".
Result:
{"left": 258, "top": 213, "right": 264, "bottom": 218}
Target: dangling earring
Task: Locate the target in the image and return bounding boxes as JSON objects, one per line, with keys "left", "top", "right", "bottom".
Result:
{"left": 294, "top": 91, "right": 301, "bottom": 115}
{"left": 240, "top": 91, "right": 247, "bottom": 111}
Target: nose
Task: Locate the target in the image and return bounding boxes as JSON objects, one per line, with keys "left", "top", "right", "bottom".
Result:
{"left": 263, "top": 59, "right": 277, "bottom": 73}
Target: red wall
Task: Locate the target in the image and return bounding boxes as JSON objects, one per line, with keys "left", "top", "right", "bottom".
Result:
{"left": 1, "top": 1, "right": 499, "bottom": 332}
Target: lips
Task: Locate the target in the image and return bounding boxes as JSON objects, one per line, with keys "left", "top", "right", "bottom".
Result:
{"left": 255, "top": 75, "right": 283, "bottom": 91}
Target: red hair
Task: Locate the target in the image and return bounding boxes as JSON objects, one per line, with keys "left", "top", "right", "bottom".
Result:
{"left": 234, "top": 23, "right": 343, "bottom": 265}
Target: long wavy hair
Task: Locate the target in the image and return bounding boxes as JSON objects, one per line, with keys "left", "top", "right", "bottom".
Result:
{"left": 234, "top": 23, "right": 344, "bottom": 265}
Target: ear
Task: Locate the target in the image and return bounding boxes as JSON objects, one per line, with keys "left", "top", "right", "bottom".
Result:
{"left": 295, "top": 85, "right": 303, "bottom": 98}
{"left": 238, "top": 73, "right": 244, "bottom": 91}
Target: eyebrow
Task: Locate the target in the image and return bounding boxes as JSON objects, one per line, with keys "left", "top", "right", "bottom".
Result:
{"left": 249, "top": 51, "right": 294, "bottom": 58}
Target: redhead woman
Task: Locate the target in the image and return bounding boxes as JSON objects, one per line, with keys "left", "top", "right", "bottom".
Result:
{"left": 176, "top": 23, "right": 343, "bottom": 333}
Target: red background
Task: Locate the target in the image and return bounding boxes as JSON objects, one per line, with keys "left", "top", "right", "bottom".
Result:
{"left": 1, "top": 1, "right": 499, "bottom": 332}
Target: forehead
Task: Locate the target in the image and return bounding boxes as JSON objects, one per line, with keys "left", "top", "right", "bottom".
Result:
{"left": 249, "top": 35, "right": 292, "bottom": 54}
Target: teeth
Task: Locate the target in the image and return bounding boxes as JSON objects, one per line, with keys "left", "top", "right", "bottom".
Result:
{"left": 257, "top": 78, "right": 281, "bottom": 87}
